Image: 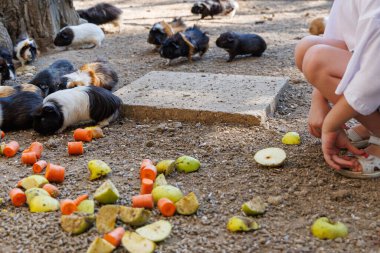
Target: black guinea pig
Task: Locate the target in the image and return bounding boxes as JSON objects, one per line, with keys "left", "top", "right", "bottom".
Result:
{"left": 0, "top": 47, "right": 16, "bottom": 84}
{"left": 30, "top": 59, "right": 76, "bottom": 97}
{"left": 216, "top": 32, "right": 267, "bottom": 62}
{"left": 77, "top": 3, "right": 122, "bottom": 25}
{"left": 0, "top": 84, "right": 43, "bottom": 131}
{"left": 191, "top": 0, "right": 239, "bottom": 19}
{"left": 160, "top": 25, "right": 209, "bottom": 64}
{"left": 148, "top": 18, "right": 186, "bottom": 47}
{"left": 32, "top": 86, "right": 121, "bottom": 135}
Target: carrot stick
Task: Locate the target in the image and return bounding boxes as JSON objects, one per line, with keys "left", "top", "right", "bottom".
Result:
{"left": 45, "top": 163, "right": 65, "bottom": 183}
{"left": 9, "top": 188, "right": 26, "bottom": 207}
{"left": 132, "top": 194, "right": 154, "bottom": 209}
{"left": 21, "top": 151, "right": 37, "bottom": 165}
{"left": 73, "top": 194, "right": 89, "bottom": 206}
{"left": 29, "top": 142, "right": 43, "bottom": 159}
{"left": 60, "top": 199, "right": 77, "bottom": 215}
{"left": 140, "top": 164, "right": 157, "bottom": 181}
{"left": 104, "top": 227, "right": 125, "bottom": 247}
{"left": 73, "top": 128, "right": 93, "bottom": 142}
{"left": 17, "top": 179, "right": 23, "bottom": 188}
{"left": 3, "top": 141, "right": 20, "bottom": 157}
{"left": 140, "top": 159, "right": 153, "bottom": 172}
{"left": 140, "top": 178, "right": 153, "bottom": 194}
{"left": 33, "top": 160, "right": 48, "bottom": 173}
{"left": 67, "top": 142, "right": 84, "bottom": 155}
{"left": 157, "top": 198, "right": 176, "bottom": 217}
{"left": 42, "top": 184, "right": 60, "bottom": 198}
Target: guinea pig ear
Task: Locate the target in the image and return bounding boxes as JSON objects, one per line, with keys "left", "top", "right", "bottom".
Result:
{"left": 43, "top": 105, "right": 56, "bottom": 114}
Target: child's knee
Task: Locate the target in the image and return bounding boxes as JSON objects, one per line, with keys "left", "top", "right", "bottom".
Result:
{"left": 294, "top": 35, "right": 321, "bottom": 71}
{"left": 302, "top": 45, "right": 328, "bottom": 84}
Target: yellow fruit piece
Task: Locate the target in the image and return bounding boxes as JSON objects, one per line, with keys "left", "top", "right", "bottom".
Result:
{"left": 175, "top": 192, "right": 199, "bottom": 215}
{"left": 311, "top": 217, "right": 348, "bottom": 240}
{"left": 96, "top": 205, "right": 120, "bottom": 233}
{"left": 122, "top": 231, "right": 156, "bottom": 253}
{"left": 227, "top": 216, "right": 260, "bottom": 232}
{"left": 152, "top": 185, "right": 183, "bottom": 203}
{"left": 119, "top": 206, "right": 151, "bottom": 227}
{"left": 84, "top": 126, "right": 104, "bottom": 139}
{"left": 25, "top": 188, "right": 49, "bottom": 205}
{"left": 77, "top": 200, "right": 95, "bottom": 214}
{"left": 175, "top": 156, "right": 201, "bottom": 173}
{"left": 86, "top": 237, "right": 115, "bottom": 253}
{"left": 282, "top": 132, "right": 301, "bottom": 145}
{"left": 153, "top": 174, "right": 167, "bottom": 189}
{"left": 20, "top": 175, "right": 49, "bottom": 190}
{"left": 29, "top": 195, "right": 59, "bottom": 212}
{"left": 241, "top": 196, "right": 266, "bottom": 216}
{"left": 254, "top": 147, "right": 286, "bottom": 167}
{"left": 156, "top": 160, "right": 175, "bottom": 175}
{"left": 136, "top": 220, "right": 172, "bottom": 242}
{"left": 94, "top": 180, "right": 119, "bottom": 204}
{"left": 88, "top": 160, "right": 112, "bottom": 180}
{"left": 61, "top": 213, "right": 95, "bottom": 235}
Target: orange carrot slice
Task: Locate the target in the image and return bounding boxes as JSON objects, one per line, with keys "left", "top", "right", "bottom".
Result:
{"left": 157, "top": 198, "right": 176, "bottom": 217}
{"left": 1, "top": 131, "right": 4, "bottom": 139}
{"left": 132, "top": 194, "right": 154, "bottom": 209}
{"left": 140, "top": 178, "right": 153, "bottom": 194}
{"left": 21, "top": 151, "right": 37, "bottom": 165}
{"left": 104, "top": 227, "right": 125, "bottom": 247}
{"left": 73, "top": 128, "right": 93, "bottom": 142}
{"left": 3, "top": 141, "right": 20, "bottom": 157}
{"left": 73, "top": 194, "right": 89, "bottom": 206}
{"left": 140, "top": 159, "right": 153, "bottom": 172}
{"left": 140, "top": 164, "right": 157, "bottom": 181}
{"left": 42, "top": 184, "right": 60, "bottom": 198}
{"left": 60, "top": 199, "right": 77, "bottom": 215}
{"left": 9, "top": 188, "right": 26, "bottom": 207}
{"left": 32, "top": 160, "right": 48, "bottom": 173}
{"left": 29, "top": 142, "right": 43, "bottom": 159}
{"left": 45, "top": 163, "right": 65, "bottom": 183}
{"left": 67, "top": 142, "right": 84, "bottom": 155}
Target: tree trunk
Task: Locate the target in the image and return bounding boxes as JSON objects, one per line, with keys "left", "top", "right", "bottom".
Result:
{"left": 0, "top": 0, "right": 79, "bottom": 52}
{"left": 0, "top": 21, "right": 13, "bottom": 52}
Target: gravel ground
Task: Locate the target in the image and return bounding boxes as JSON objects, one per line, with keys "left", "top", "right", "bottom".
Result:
{"left": 1, "top": 0, "right": 380, "bottom": 252}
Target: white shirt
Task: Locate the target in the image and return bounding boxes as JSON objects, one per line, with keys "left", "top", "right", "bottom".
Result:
{"left": 324, "top": 0, "right": 380, "bottom": 115}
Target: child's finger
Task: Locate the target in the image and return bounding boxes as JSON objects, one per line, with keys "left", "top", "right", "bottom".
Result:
{"left": 324, "top": 153, "right": 341, "bottom": 170}
{"left": 332, "top": 154, "right": 355, "bottom": 168}
{"left": 346, "top": 142, "right": 365, "bottom": 156}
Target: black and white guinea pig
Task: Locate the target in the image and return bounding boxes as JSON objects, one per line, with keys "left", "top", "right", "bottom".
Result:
{"left": 30, "top": 59, "right": 76, "bottom": 97}
{"left": 32, "top": 86, "right": 122, "bottom": 135}
{"left": 148, "top": 18, "right": 186, "bottom": 47}
{"left": 160, "top": 25, "right": 209, "bottom": 63}
{"left": 0, "top": 84, "right": 43, "bottom": 131}
{"left": 0, "top": 47, "right": 16, "bottom": 84}
{"left": 216, "top": 32, "right": 267, "bottom": 62}
{"left": 77, "top": 3, "right": 123, "bottom": 31}
{"left": 54, "top": 23, "right": 105, "bottom": 49}
{"left": 13, "top": 36, "right": 38, "bottom": 66}
{"left": 63, "top": 60, "right": 118, "bottom": 91}
{"left": 191, "top": 0, "right": 239, "bottom": 19}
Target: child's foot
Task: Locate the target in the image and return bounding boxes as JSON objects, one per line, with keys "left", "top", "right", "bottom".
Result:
{"left": 347, "top": 124, "right": 371, "bottom": 148}
{"left": 351, "top": 124, "right": 371, "bottom": 139}
{"left": 351, "top": 143, "right": 380, "bottom": 172}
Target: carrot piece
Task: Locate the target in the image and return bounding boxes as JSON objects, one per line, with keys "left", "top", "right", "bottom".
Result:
{"left": 45, "top": 163, "right": 65, "bottom": 183}
{"left": 73, "top": 194, "right": 89, "bottom": 206}
{"left": 21, "top": 151, "right": 37, "bottom": 165}
{"left": 157, "top": 198, "right": 176, "bottom": 217}
{"left": 42, "top": 184, "right": 60, "bottom": 198}
{"left": 1, "top": 130, "right": 4, "bottom": 139}
{"left": 104, "top": 227, "right": 125, "bottom": 247}
{"left": 132, "top": 194, "right": 154, "bottom": 209}
{"left": 140, "top": 159, "right": 153, "bottom": 172}
{"left": 29, "top": 142, "right": 43, "bottom": 159}
{"left": 17, "top": 180, "right": 23, "bottom": 188}
{"left": 33, "top": 160, "right": 48, "bottom": 173}
{"left": 73, "top": 128, "right": 93, "bottom": 142}
{"left": 9, "top": 188, "right": 26, "bottom": 207}
{"left": 3, "top": 141, "right": 20, "bottom": 157}
{"left": 67, "top": 142, "right": 84, "bottom": 155}
{"left": 140, "top": 164, "right": 157, "bottom": 181}
{"left": 60, "top": 199, "right": 77, "bottom": 215}
{"left": 140, "top": 178, "right": 153, "bottom": 194}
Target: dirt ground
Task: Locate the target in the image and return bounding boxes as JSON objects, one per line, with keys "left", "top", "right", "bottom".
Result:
{"left": 1, "top": 0, "right": 380, "bottom": 252}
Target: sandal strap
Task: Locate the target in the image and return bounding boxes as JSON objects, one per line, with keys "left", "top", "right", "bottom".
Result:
{"left": 358, "top": 155, "right": 380, "bottom": 174}
{"left": 368, "top": 136, "right": 380, "bottom": 146}
{"left": 346, "top": 128, "right": 364, "bottom": 142}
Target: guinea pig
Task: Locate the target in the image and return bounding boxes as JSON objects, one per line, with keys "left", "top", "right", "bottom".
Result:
{"left": 0, "top": 84, "right": 43, "bottom": 131}
{"left": 160, "top": 25, "right": 209, "bottom": 64}
{"left": 54, "top": 23, "right": 105, "bottom": 49}
{"left": 191, "top": 0, "right": 239, "bottom": 19}
{"left": 0, "top": 47, "right": 16, "bottom": 84}
{"left": 30, "top": 59, "right": 76, "bottom": 97}
{"left": 77, "top": 3, "right": 123, "bottom": 32}
{"left": 13, "top": 36, "right": 38, "bottom": 66}
{"left": 32, "top": 86, "right": 122, "bottom": 135}
{"left": 216, "top": 32, "right": 267, "bottom": 62}
{"left": 63, "top": 60, "right": 118, "bottom": 90}
{"left": 309, "top": 16, "right": 328, "bottom": 36}
{"left": 148, "top": 17, "right": 187, "bottom": 47}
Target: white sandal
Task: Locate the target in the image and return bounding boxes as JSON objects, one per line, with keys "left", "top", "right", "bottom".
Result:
{"left": 346, "top": 128, "right": 369, "bottom": 148}
{"left": 337, "top": 136, "right": 380, "bottom": 179}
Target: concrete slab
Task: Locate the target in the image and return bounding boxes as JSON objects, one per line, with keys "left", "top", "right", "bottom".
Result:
{"left": 115, "top": 71, "right": 289, "bottom": 125}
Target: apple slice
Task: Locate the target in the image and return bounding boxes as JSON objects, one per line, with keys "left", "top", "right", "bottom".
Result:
{"left": 254, "top": 147, "right": 286, "bottom": 167}
{"left": 122, "top": 231, "right": 156, "bottom": 253}
{"left": 175, "top": 155, "right": 201, "bottom": 173}
{"left": 29, "top": 195, "right": 59, "bottom": 212}
{"left": 175, "top": 192, "right": 199, "bottom": 215}
{"left": 61, "top": 212, "right": 95, "bottom": 235}
{"left": 87, "top": 237, "right": 115, "bottom": 253}
{"left": 311, "top": 217, "right": 348, "bottom": 239}
{"left": 94, "top": 180, "right": 119, "bottom": 204}
{"left": 153, "top": 174, "right": 167, "bottom": 189}
{"left": 20, "top": 175, "right": 49, "bottom": 189}
{"left": 227, "top": 216, "right": 260, "bottom": 232}
{"left": 156, "top": 160, "right": 175, "bottom": 175}
{"left": 282, "top": 132, "right": 301, "bottom": 145}
{"left": 25, "top": 188, "right": 50, "bottom": 205}
{"left": 96, "top": 205, "right": 120, "bottom": 233}
{"left": 136, "top": 220, "right": 172, "bottom": 242}
{"left": 84, "top": 126, "right": 104, "bottom": 139}
{"left": 119, "top": 206, "right": 151, "bottom": 226}
{"left": 88, "top": 160, "right": 112, "bottom": 180}
{"left": 152, "top": 185, "right": 183, "bottom": 203}
{"left": 241, "top": 196, "right": 266, "bottom": 216}
{"left": 77, "top": 200, "right": 95, "bottom": 214}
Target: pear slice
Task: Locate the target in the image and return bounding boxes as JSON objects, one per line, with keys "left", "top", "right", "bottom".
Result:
{"left": 226, "top": 216, "right": 260, "bottom": 232}
{"left": 88, "top": 160, "right": 112, "bottom": 180}
{"left": 254, "top": 147, "right": 286, "bottom": 167}
{"left": 20, "top": 175, "right": 49, "bottom": 189}
{"left": 175, "top": 192, "right": 199, "bottom": 215}
{"left": 84, "top": 126, "right": 104, "bottom": 139}
{"left": 94, "top": 180, "right": 119, "bottom": 204}
{"left": 122, "top": 231, "right": 156, "bottom": 253}
{"left": 136, "top": 220, "right": 172, "bottom": 242}
{"left": 151, "top": 185, "right": 183, "bottom": 203}
{"left": 25, "top": 188, "right": 49, "bottom": 205}
{"left": 156, "top": 160, "right": 175, "bottom": 175}
{"left": 153, "top": 174, "right": 167, "bottom": 189}
{"left": 241, "top": 196, "right": 266, "bottom": 216}
{"left": 175, "top": 156, "right": 201, "bottom": 173}
{"left": 96, "top": 205, "right": 120, "bottom": 233}
{"left": 77, "top": 200, "right": 95, "bottom": 214}
{"left": 119, "top": 206, "right": 151, "bottom": 227}
{"left": 29, "top": 195, "right": 59, "bottom": 212}
{"left": 282, "top": 132, "right": 301, "bottom": 145}
{"left": 61, "top": 212, "right": 95, "bottom": 235}
{"left": 86, "top": 237, "right": 115, "bottom": 253}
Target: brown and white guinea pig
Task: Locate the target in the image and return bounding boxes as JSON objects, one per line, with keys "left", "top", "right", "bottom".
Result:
{"left": 32, "top": 86, "right": 121, "bottom": 135}
{"left": 13, "top": 36, "right": 38, "bottom": 66}
{"left": 54, "top": 23, "right": 105, "bottom": 49}
{"left": 160, "top": 25, "right": 210, "bottom": 64}
{"left": 0, "top": 47, "right": 16, "bottom": 84}
{"left": 77, "top": 3, "right": 123, "bottom": 30}
{"left": 0, "top": 84, "right": 43, "bottom": 131}
{"left": 148, "top": 18, "right": 186, "bottom": 47}
{"left": 30, "top": 59, "right": 76, "bottom": 97}
{"left": 63, "top": 60, "right": 118, "bottom": 90}
{"left": 309, "top": 16, "right": 328, "bottom": 36}
{"left": 191, "top": 0, "right": 239, "bottom": 19}
{"left": 216, "top": 32, "right": 267, "bottom": 62}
